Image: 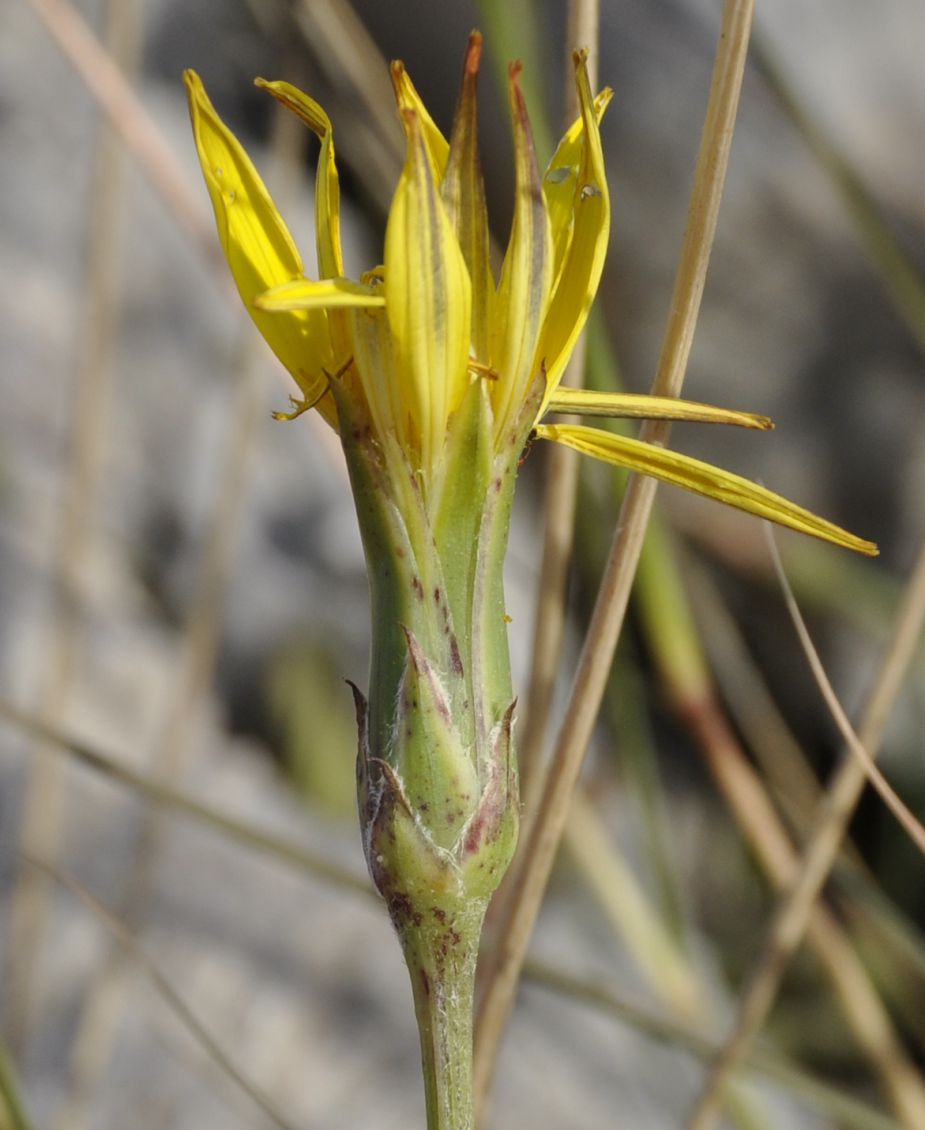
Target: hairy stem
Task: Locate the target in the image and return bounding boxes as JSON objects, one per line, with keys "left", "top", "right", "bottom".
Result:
{"left": 399, "top": 902, "right": 486, "bottom": 1130}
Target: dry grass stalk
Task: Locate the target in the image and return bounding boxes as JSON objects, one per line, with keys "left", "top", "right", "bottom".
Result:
{"left": 678, "top": 684, "right": 925, "bottom": 1127}
{"left": 473, "top": 0, "right": 756, "bottom": 1112}
{"left": 767, "top": 532, "right": 925, "bottom": 856}
{"left": 49, "top": 93, "right": 309, "bottom": 1130}
{"left": 24, "top": 0, "right": 220, "bottom": 269}
{"left": 504, "top": 0, "right": 600, "bottom": 843}
{"left": 5, "top": 0, "right": 142, "bottom": 1053}
{"left": 0, "top": 698, "right": 375, "bottom": 897}
{"left": 27, "top": 857, "right": 298, "bottom": 1130}
{"left": 686, "top": 534, "right": 925, "bottom": 1129}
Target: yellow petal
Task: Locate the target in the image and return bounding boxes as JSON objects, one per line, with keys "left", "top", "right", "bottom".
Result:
{"left": 546, "top": 388, "right": 773, "bottom": 430}
{"left": 256, "top": 277, "right": 386, "bottom": 311}
{"left": 534, "top": 52, "right": 611, "bottom": 399}
{"left": 536, "top": 424, "right": 878, "bottom": 556}
{"left": 183, "top": 70, "right": 335, "bottom": 417}
{"left": 544, "top": 86, "right": 612, "bottom": 282}
{"left": 441, "top": 32, "right": 494, "bottom": 362}
{"left": 384, "top": 108, "right": 472, "bottom": 474}
{"left": 491, "top": 61, "right": 553, "bottom": 441}
{"left": 390, "top": 61, "right": 450, "bottom": 180}
{"left": 255, "top": 78, "right": 344, "bottom": 279}
{"left": 349, "top": 304, "right": 407, "bottom": 455}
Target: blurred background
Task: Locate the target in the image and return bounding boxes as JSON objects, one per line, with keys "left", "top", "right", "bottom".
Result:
{"left": 1, "top": 1, "right": 924, "bottom": 1127}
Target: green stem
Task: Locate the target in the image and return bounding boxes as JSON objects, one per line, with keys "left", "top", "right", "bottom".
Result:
{"left": 0, "top": 1040, "right": 31, "bottom": 1130}
{"left": 398, "top": 901, "right": 486, "bottom": 1130}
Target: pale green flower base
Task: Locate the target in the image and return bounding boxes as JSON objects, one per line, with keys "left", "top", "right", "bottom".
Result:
{"left": 334, "top": 381, "right": 538, "bottom": 1130}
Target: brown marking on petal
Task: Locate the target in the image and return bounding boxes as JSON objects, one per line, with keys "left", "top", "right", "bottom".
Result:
{"left": 464, "top": 31, "right": 483, "bottom": 76}
{"left": 445, "top": 35, "right": 490, "bottom": 368}
{"left": 450, "top": 636, "right": 464, "bottom": 675}
{"left": 389, "top": 60, "right": 406, "bottom": 100}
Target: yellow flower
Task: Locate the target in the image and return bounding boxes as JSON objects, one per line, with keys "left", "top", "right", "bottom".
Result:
{"left": 184, "top": 34, "right": 876, "bottom": 556}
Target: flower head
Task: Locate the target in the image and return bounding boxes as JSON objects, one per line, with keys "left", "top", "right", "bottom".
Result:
{"left": 185, "top": 36, "right": 875, "bottom": 555}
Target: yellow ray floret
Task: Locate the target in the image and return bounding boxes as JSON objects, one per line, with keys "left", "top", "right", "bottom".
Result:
{"left": 534, "top": 53, "right": 612, "bottom": 404}
{"left": 385, "top": 107, "right": 472, "bottom": 477}
{"left": 256, "top": 277, "right": 385, "bottom": 311}
{"left": 255, "top": 79, "right": 344, "bottom": 280}
{"left": 490, "top": 61, "right": 554, "bottom": 439}
{"left": 390, "top": 60, "right": 450, "bottom": 177}
{"left": 183, "top": 69, "right": 337, "bottom": 423}
{"left": 546, "top": 388, "right": 773, "bottom": 429}
{"left": 441, "top": 33, "right": 493, "bottom": 362}
{"left": 536, "top": 424, "right": 878, "bottom": 556}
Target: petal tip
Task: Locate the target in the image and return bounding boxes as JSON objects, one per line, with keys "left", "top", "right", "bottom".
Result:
{"left": 507, "top": 61, "right": 529, "bottom": 124}
{"left": 183, "top": 69, "right": 205, "bottom": 100}
{"left": 390, "top": 59, "right": 407, "bottom": 101}
{"left": 465, "top": 30, "right": 483, "bottom": 73}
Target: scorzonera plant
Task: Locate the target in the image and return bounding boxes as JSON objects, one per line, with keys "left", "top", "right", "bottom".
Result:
{"left": 186, "top": 32, "right": 874, "bottom": 1130}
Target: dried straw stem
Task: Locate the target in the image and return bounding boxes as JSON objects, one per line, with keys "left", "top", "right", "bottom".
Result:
{"left": 686, "top": 535, "right": 925, "bottom": 1130}
{"left": 473, "top": 0, "right": 756, "bottom": 1112}
{"left": 6, "top": 0, "right": 142, "bottom": 1052}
